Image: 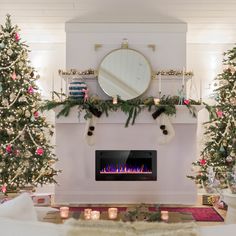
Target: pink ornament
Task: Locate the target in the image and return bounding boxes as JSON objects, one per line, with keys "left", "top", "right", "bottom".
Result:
{"left": 1, "top": 184, "right": 7, "bottom": 193}
{"left": 28, "top": 86, "right": 34, "bottom": 94}
{"left": 15, "top": 32, "right": 20, "bottom": 41}
{"left": 36, "top": 147, "right": 44, "bottom": 156}
{"left": 34, "top": 111, "right": 39, "bottom": 119}
{"left": 14, "top": 149, "right": 20, "bottom": 157}
{"left": 12, "top": 71, "right": 17, "bottom": 80}
{"left": 6, "top": 144, "right": 12, "bottom": 153}
{"left": 216, "top": 109, "right": 223, "bottom": 118}
{"left": 184, "top": 99, "right": 190, "bottom": 105}
{"left": 199, "top": 159, "right": 207, "bottom": 166}
{"left": 82, "top": 88, "right": 89, "bottom": 102}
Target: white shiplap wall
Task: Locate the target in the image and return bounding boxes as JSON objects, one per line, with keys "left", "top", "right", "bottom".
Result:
{"left": 0, "top": 0, "right": 235, "bottom": 194}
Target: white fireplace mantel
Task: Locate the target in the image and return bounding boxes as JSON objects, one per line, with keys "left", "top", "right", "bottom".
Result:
{"left": 55, "top": 105, "right": 204, "bottom": 124}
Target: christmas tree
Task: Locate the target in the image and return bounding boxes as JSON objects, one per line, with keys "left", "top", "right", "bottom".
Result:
{"left": 0, "top": 15, "right": 58, "bottom": 195}
{"left": 188, "top": 46, "right": 236, "bottom": 193}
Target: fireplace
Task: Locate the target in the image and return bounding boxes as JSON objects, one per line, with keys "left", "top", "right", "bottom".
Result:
{"left": 96, "top": 150, "right": 157, "bottom": 181}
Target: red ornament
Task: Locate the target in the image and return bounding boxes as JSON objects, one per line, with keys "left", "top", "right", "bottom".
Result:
{"left": 199, "top": 159, "right": 207, "bottom": 166}
{"left": 34, "top": 111, "right": 39, "bottom": 119}
{"left": 6, "top": 144, "right": 12, "bottom": 153}
{"left": 28, "top": 86, "right": 34, "bottom": 94}
{"left": 184, "top": 99, "right": 190, "bottom": 105}
{"left": 36, "top": 147, "right": 44, "bottom": 156}
{"left": 12, "top": 71, "right": 17, "bottom": 80}
{"left": 1, "top": 184, "right": 7, "bottom": 193}
{"left": 216, "top": 109, "right": 223, "bottom": 118}
{"left": 15, "top": 32, "right": 20, "bottom": 41}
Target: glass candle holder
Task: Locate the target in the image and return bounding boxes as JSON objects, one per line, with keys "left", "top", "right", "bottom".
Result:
{"left": 91, "top": 210, "right": 100, "bottom": 220}
{"left": 153, "top": 98, "right": 160, "bottom": 105}
{"left": 60, "top": 206, "right": 69, "bottom": 219}
{"left": 161, "top": 210, "right": 169, "bottom": 221}
{"left": 84, "top": 208, "right": 92, "bottom": 220}
{"left": 108, "top": 208, "right": 118, "bottom": 219}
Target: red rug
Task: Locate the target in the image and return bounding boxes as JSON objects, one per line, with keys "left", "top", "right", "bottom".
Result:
{"left": 155, "top": 207, "right": 224, "bottom": 222}
{"left": 60, "top": 206, "right": 224, "bottom": 222}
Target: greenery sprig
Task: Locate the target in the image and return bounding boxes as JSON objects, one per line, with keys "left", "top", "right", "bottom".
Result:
{"left": 42, "top": 96, "right": 200, "bottom": 127}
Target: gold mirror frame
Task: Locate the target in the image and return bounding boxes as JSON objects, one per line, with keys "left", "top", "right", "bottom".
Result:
{"left": 98, "top": 47, "right": 152, "bottom": 100}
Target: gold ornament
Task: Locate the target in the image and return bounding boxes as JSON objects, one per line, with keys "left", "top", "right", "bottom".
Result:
{"left": 19, "top": 95, "right": 27, "bottom": 102}
{"left": 1, "top": 98, "right": 9, "bottom": 107}
{"left": 8, "top": 115, "right": 15, "bottom": 122}
{"left": 25, "top": 110, "right": 31, "bottom": 118}
{"left": 10, "top": 92, "right": 16, "bottom": 102}
{"left": 230, "top": 97, "right": 236, "bottom": 106}
{"left": 7, "top": 49, "right": 13, "bottom": 55}
{"left": 24, "top": 150, "right": 32, "bottom": 158}
{"left": 18, "top": 61, "right": 24, "bottom": 67}
{"left": 7, "top": 128, "right": 13, "bottom": 135}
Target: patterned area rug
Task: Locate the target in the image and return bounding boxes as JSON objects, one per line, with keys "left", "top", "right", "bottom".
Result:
{"left": 64, "top": 206, "right": 224, "bottom": 222}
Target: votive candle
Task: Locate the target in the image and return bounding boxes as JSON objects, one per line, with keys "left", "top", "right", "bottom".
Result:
{"left": 84, "top": 208, "right": 92, "bottom": 220}
{"left": 108, "top": 208, "right": 118, "bottom": 219}
{"left": 60, "top": 206, "right": 69, "bottom": 219}
{"left": 91, "top": 210, "right": 100, "bottom": 220}
{"left": 161, "top": 210, "right": 169, "bottom": 221}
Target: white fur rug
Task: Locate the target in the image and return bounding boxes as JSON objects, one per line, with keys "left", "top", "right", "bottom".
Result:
{"left": 65, "top": 219, "right": 200, "bottom": 236}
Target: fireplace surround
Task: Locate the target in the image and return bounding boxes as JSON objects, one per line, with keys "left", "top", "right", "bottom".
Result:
{"left": 96, "top": 150, "right": 157, "bottom": 181}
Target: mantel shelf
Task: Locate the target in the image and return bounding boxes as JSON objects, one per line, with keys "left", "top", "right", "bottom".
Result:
{"left": 54, "top": 105, "right": 204, "bottom": 124}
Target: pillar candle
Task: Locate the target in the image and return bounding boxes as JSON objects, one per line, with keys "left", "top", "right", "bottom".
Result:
{"left": 60, "top": 206, "right": 69, "bottom": 219}
{"left": 161, "top": 210, "right": 169, "bottom": 221}
{"left": 91, "top": 210, "right": 100, "bottom": 220}
{"left": 84, "top": 208, "right": 92, "bottom": 220}
{"left": 108, "top": 208, "right": 118, "bottom": 219}
{"left": 159, "top": 74, "right": 162, "bottom": 94}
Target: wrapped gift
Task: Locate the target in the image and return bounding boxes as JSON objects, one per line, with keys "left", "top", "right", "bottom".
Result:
{"left": 31, "top": 193, "right": 52, "bottom": 206}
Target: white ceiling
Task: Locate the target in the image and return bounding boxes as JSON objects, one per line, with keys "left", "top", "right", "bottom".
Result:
{"left": 0, "top": 0, "right": 236, "bottom": 44}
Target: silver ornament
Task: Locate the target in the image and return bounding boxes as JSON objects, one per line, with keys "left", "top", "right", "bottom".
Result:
{"left": 226, "top": 156, "right": 233, "bottom": 162}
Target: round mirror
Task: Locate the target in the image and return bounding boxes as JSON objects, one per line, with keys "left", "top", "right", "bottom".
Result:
{"left": 98, "top": 48, "right": 152, "bottom": 100}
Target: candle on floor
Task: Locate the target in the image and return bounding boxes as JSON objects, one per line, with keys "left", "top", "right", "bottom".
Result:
{"left": 60, "top": 206, "right": 69, "bottom": 219}
{"left": 91, "top": 210, "right": 100, "bottom": 220}
{"left": 84, "top": 208, "right": 92, "bottom": 220}
{"left": 108, "top": 208, "right": 118, "bottom": 219}
{"left": 161, "top": 210, "right": 169, "bottom": 221}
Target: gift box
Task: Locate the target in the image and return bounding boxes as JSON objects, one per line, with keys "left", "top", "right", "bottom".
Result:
{"left": 31, "top": 193, "right": 53, "bottom": 206}
{"left": 202, "top": 195, "right": 219, "bottom": 206}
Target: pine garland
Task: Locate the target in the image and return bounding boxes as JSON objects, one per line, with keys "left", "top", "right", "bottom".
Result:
{"left": 42, "top": 96, "right": 200, "bottom": 127}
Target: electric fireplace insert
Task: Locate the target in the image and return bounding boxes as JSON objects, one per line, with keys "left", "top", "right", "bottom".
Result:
{"left": 96, "top": 150, "right": 157, "bottom": 181}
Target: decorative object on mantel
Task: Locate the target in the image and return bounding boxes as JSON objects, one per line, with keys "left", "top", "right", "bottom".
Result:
{"left": 58, "top": 68, "right": 193, "bottom": 79}
{"left": 188, "top": 45, "right": 236, "bottom": 194}
{"left": 68, "top": 77, "right": 87, "bottom": 99}
{"left": 42, "top": 95, "right": 200, "bottom": 127}
{"left": 0, "top": 15, "right": 59, "bottom": 195}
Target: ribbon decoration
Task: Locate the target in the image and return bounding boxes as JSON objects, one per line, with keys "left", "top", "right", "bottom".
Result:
{"left": 82, "top": 88, "right": 89, "bottom": 102}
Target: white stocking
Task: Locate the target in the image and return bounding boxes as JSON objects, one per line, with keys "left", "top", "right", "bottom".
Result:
{"left": 157, "top": 113, "right": 175, "bottom": 144}
{"left": 84, "top": 116, "right": 96, "bottom": 146}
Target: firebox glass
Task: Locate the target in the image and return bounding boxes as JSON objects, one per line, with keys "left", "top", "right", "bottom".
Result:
{"left": 96, "top": 150, "right": 157, "bottom": 181}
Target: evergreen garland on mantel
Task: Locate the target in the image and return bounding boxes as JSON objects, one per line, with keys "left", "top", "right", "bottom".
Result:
{"left": 42, "top": 96, "right": 201, "bottom": 127}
